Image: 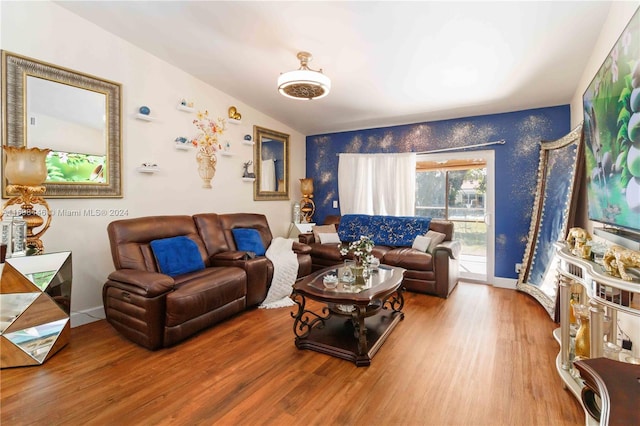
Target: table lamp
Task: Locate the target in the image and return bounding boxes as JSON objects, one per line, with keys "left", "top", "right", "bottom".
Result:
{"left": 1, "top": 146, "right": 52, "bottom": 254}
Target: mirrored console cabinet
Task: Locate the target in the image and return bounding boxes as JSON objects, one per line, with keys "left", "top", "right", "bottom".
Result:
{"left": 554, "top": 243, "right": 639, "bottom": 425}
{"left": 0, "top": 252, "right": 72, "bottom": 368}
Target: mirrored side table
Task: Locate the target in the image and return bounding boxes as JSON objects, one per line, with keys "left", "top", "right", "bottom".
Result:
{"left": 0, "top": 251, "right": 72, "bottom": 368}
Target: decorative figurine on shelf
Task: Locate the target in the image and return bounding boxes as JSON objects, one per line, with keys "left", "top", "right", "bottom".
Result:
{"left": 242, "top": 161, "right": 255, "bottom": 178}
{"left": 175, "top": 136, "right": 188, "bottom": 144}
{"left": 566, "top": 227, "right": 592, "bottom": 258}
{"left": 139, "top": 106, "right": 151, "bottom": 115}
{"left": 228, "top": 106, "right": 242, "bottom": 120}
{"left": 603, "top": 245, "right": 640, "bottom": 281}
{"left": 244, "top": 134, "right": 252, "bottom": 141}
{"left": 180, "top": 98, "right": 187, "bottom": 106}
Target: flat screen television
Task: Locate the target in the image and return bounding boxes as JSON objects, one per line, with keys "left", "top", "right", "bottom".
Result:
{"left": 583, "top": 8, "right": 640, "bottom": 239}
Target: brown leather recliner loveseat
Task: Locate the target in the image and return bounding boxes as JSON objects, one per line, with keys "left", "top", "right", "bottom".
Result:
{"left": 103, "top": 213, "right": 311, "bottom": 350}
{"left": 300, "top": 214, "right": 460, "bottom": 298}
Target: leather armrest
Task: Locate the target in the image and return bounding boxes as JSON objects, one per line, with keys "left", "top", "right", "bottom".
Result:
{"left": 298, "top": 232, "right": 315, "bottom": 244}
{"left": 292, "top": 241, "right": 312, "bottom": 254}
{"left": 211, "top": 251, "right": 247, "bottom": 261}
{"left": 433, "top": 240, "right": 462, "bottom": 260}
{"left": 107, "top": 269, "right": 175, "bottom": 297}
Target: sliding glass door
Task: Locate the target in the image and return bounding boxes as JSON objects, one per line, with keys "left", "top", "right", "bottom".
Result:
{"left": 415, "top": 151, "right": 494, "bottom": 283}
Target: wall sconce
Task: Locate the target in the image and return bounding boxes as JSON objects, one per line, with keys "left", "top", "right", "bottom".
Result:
{"left": 299, "top": 178, "right": 315, "bottom": 223}
{"left": 1, "top": 146, "right": 52, "bottom": 254}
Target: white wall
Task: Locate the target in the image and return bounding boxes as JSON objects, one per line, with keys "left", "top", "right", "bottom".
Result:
{"left": 1, "top": 1, "right": 306, "bottom": 326}
{"left": 570, "top": 2, "right": 639, "bottom": 126}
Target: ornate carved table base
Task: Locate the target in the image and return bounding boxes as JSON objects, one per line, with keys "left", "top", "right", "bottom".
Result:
{"left": 291, "top": 288, "right": 404, "bottom": 367}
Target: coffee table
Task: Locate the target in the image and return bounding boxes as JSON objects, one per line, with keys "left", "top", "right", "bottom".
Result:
{"left": 291, "top": 264, "right": 406, "bottom": 366}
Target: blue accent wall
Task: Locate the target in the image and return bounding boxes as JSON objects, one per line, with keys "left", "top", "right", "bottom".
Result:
{"left": 305, "top": 105, "right": 571, "bottom": 279}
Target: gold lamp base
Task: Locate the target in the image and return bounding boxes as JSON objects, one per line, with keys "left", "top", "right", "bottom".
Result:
{"left": 300, "top": 196, "right": 315, "bottom": 223}
{"left": 299, "top": 178, "right": 315, "bottom": 223}
{"left": 1, "top": 184, "right": 52, "bottom": 254}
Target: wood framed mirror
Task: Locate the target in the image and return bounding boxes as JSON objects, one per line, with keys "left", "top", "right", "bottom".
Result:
{"left": 253, "top": 125, "right": 289, "bottom": 201}
{"left": 517, "top": 123, "right": 583, "bottom": 317}
{"left": 1, "top": 50, "right": 122, "bottom": 198}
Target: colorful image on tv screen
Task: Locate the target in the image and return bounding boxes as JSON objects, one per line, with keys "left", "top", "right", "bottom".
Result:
{"left": 583, "top": 10, "right": 640, "bottom": 232}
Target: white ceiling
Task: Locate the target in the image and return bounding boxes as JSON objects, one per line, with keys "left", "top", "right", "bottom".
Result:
{"left": 57, "top": 1, "right": 613, "bottom": 135}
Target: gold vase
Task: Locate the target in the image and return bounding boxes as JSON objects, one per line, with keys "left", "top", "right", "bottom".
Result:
{"left": 573, "top": 304, "right": 590, "bottom": 358}
{"left": 196, "top": 149, "right": 217, "bottom": 189}
{"left": 3, "top": 146, "right": 51, "bottom": 185}
{"left": 353, "top": 265, "right": 366, "bottom": 285}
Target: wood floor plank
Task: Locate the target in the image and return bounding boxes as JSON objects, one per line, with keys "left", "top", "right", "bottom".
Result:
{"left": 0, "top": 283, "right": 584, "bottom": 425}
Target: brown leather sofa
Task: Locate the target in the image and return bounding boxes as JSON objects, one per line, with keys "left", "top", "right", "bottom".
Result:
{"left": 103, "top": 213, "right": 312, "bottom": 349}
{"left": 300, "top": 216, "right": 460, "bottom": 298}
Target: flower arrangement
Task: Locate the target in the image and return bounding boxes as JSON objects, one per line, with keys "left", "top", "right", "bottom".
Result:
{"left": 191, "top": 110, "right": 226, "bottom": 155}
{"left": 340, "top": 235, "right": 376, "bottom": 267}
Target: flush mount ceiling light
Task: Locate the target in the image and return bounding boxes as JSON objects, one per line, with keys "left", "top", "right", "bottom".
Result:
{"left": 278, "top": 51, "right": 331, "bottom": 100}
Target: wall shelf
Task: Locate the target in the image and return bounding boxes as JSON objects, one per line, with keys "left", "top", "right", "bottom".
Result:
{"left": 135, "top": 113, "right": 155, "bottom": 122}
{"left": 242, "top": 177, "right": 255, "bottom": 182}
{"left": 136, "top": 166, "right": 160, "bottom": 174}
{"left": 176, "top": 104, "right": 195, "bottom": 113}
{"left": 175, "top": 143, "right": 192, "bottom": 151}
{"left": 221, "top": 151, "right": 234, "bottom": 157}
{"left": 228, "top": 118, "right": 242, "bottom": 125}
{"left": 242, "top": 140, "right": 254, "bottom": 146}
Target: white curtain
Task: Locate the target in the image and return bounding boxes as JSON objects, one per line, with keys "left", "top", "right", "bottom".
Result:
{"left": 338, "top": 153, "right": 416, "bottom": 215}
{"left": 261, "top": 159, "right": 276, "bottom": 191}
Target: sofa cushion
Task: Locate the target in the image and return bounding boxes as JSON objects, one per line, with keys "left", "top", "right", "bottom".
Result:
{"left": 318, "top": 232, "right": 341, "bottom": 244}
{"left": 338, "top": 214, "right": 432, "bottom": 247}
{"left": 232, "top": 228, "right": 266, "bottom": 256}
{"left": 412, "top": 235, "right": 432, "bottom": 252}
{"left": 425, "top": 230, "right": 446, "bottom": 253}
{"left": 310, "top": 243, "right": 344, "bottom": 261}
{"left": 166, "top": 267, "right": 246, "bottom": 327}
{"left": 150, "top": 236, "right": 205, "bottom": 277}
{"left": 382, "top": 248, "right": 433, "bottom": 271}
{"left": 312, "top": 224, "right": 337, "bottom": 241}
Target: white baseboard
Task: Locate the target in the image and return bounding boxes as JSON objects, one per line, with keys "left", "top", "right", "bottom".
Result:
{"left": 70, "top": 306, "right": 105, "bottom": 328}
{"left": 492, "top": 277, "right": 517, "bottom": 289}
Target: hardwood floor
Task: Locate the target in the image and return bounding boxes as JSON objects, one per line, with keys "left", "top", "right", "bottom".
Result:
{"left": 0, "top": 283, "right": 584, "bottom": 425}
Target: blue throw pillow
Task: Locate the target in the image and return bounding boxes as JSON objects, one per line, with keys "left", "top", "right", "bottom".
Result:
{"left": 232, "top": 228, "right": 266, "bottom": 256}
{"left": 150, "top": 236, "right": 205, "bottom": 277}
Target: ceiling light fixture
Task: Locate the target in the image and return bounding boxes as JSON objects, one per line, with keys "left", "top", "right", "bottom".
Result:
{"left": 278, "top": 51, "right": 331, "bottom": 100}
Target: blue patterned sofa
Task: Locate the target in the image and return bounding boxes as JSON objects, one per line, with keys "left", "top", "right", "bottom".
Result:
{"left": 299, "top": 214, "right": 461, "bottom": 298}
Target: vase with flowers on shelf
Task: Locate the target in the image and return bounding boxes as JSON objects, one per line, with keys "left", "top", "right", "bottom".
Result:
{"left": 340, "top": 236, "right": 376, "bottom": 285}
{"left": 191, "top": 110, "right": 226, "bottom": 189}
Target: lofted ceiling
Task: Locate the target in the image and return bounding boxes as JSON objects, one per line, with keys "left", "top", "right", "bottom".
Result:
{"left": 57, "top": 1, "right": 613, "bottom": 135}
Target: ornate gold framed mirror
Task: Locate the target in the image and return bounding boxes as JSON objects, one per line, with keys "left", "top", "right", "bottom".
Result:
{"left": 516, "top": 123, "right": 583, "bottom": 317}
{"left": 253, "top": 125, "right": 289, "bottom": 201}
{"left": 1, "top": 50, "right": 122, "bottom": 198}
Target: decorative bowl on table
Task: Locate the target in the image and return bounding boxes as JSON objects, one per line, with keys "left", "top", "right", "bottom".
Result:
{"left": 323, "top": 274, "right": 339, "bottom": 289}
